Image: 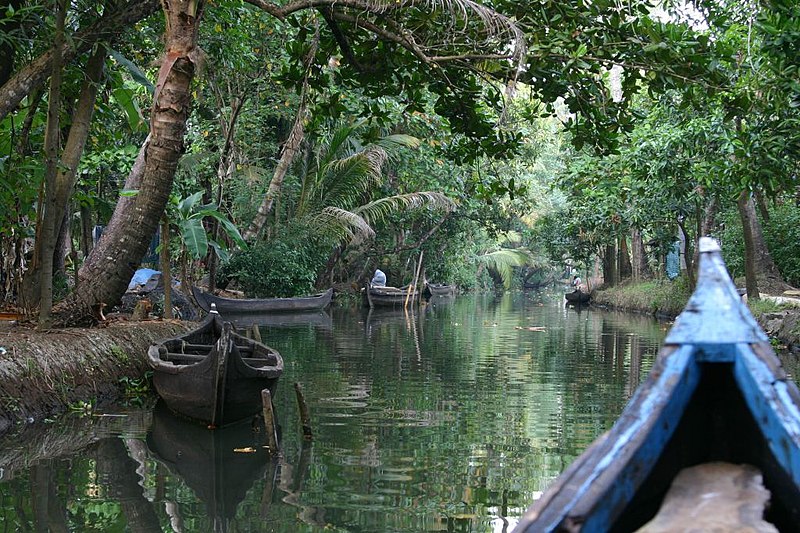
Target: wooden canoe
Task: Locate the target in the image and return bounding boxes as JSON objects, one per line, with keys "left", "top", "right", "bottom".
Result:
{"left": 147, "top": 311, "right": 283, "bottom": 427}
{"left": 564, "top": 290, "right": 591, "bottom": 304}
{"left": 425, "top": 282, "right": 457, "bottom": 297}
{"left": 515, "top": 237, "right": 800, "bottom": 531}
{"left": 192, "top": 286, "right": 333, "bottom": 314}
{"left": 364, "top": 284, "right": 418, "bottom": 308}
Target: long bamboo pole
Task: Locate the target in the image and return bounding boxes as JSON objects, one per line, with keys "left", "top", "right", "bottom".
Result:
{"left": 405, "top": 251, "right": 424, "bottom": 309}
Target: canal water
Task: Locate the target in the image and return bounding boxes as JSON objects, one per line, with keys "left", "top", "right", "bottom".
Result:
{"left": 1, "top": 288, "right": 796, "bottom": 532}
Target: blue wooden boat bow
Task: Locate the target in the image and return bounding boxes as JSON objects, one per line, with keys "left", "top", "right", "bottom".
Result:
{"left": 515, "top": 238, "right": 800, "bottom": 532}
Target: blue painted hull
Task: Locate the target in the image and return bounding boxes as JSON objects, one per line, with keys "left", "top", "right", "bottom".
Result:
{"left": 515, "top": 238, "right": 800, "bottom": 532}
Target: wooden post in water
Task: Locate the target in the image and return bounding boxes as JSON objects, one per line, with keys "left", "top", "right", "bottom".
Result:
{"left": 405, "top": 251, "right": 424, "bottom": 309}
{"left": 261, "top": 388, "right": 279, "bottom": 453}
{"left": 294, "top": 382, "right": 313, "bottom": 440}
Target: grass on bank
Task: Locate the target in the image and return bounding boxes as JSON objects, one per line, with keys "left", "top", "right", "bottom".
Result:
{"left": 593, "top": 277, "right": 692, "bottom": 318}
{"left": 594, "top": 275, "right": 795, "bottom": 320}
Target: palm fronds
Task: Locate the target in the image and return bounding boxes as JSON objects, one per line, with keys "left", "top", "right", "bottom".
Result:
{"left": 356, "top": 192, "right": 455, "bottom": 224}
{"left": 309, "top": 206, "right": 375, "bottom": 244}
{"left": 477, "top": 248, "right": 534, "bottom": 289}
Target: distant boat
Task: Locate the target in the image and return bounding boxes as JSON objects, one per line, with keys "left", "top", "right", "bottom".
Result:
{"left": 424, "top": 282, "right": 457, "bottom": 297}
{"left": 146, "top": 401, "right": 274, "bottom": 528}
{"left": 515, "top": 238, "right": 800, "bottom": 532}
{"left": 364, "top": 284, "right": 417, "bottom": 308}
{"left": 147, "top": 310, "right": 283, "bottom": 427}
{"left": 564, "top": 289, "right": 590, "bottom": 304}
{"left": 192, "top": 286, "right": 333, "bottom": 314}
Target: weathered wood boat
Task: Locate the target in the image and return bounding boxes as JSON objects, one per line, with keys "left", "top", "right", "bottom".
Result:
{"left": 564, "top": 289, "right": 590, "bottom": 304}
{"left": 226, "top": 309, "right": 332, "bottom": 329}
{"left": 146, "top": 401, "right": 274, "bottom": 528}
{"left": 364, "top": 284, "right": 418, "bottom": 308}
{"left": 147, "top": 309, "right": 283, "bottom": 427}
{"left": 425, "top": 282, "right": 457, "bottom": 297}
{"left": 192, "top": 286, "right": 333, "bottom": 314}
{"left": 515, "top": 238, "right": 800, "bottom": 532}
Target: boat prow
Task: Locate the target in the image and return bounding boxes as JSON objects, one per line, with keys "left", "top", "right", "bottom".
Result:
{"left": 515, "top": 237, "right": 800, "bottom": 531}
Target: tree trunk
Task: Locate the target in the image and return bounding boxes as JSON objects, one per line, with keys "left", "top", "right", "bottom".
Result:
{"left": 243, "top": 30, "right": 318, "bottom": 241}
{"left": 603, "top": 241, "right": 617, "bottom": 287}
{"left": 54, "top": 0, "right": 205, "bottom": 326}
{"left": 738, "top": 191, "right": 760, "bottom": 299}
{"left": 690, "top": 196, "right": 717, "bottom": 287}
{"left": 160, "top": 218, "right": 172, "bottom": 319}
{"left": 737, "top": 191, "right": 786, "bottom": 299}
{"left": 677, "top": 218, "right": 695, "bottom": 290}
{"left": 0, "top": 0, "right": 158, "bottom": 122}
{"left": 79, "top": 202, "right": 93, "bottom": 258}
{"left": 618, "top": 236, "right": 632, "bottom": 281}
{"left": 36, "top": 0, "right": 67, "bottom": 329}
{"left": 630, "top": 228, "right": 651, "bottom": 280}
{"left": 207, "top": 93, "right": 245, "bottom": 290}
{"left": 242, "top": 81, "right": 308, "bottom": 242}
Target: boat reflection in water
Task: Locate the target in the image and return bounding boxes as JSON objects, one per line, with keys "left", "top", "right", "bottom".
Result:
{"left": 146, "top": 401, "right": 276, "bottom": 530}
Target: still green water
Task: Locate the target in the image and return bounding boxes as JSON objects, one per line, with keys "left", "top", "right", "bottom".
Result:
{"left": 4, "top": 288, "right": 788, "bottom": 532}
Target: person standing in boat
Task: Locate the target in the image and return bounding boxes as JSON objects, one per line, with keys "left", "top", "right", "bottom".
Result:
{"left": 572, "top": 274, "right": 582, "bottom": 291}
{"left": 371, "top": 269, "right": 387, "bottom": 287}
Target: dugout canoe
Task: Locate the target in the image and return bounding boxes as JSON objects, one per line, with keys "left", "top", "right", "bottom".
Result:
{"left": 516, "top": 237, "right": 800, "bottom": 532}
{"left": 192, "top": 286, "right": 333, "bottom": 314}
{"left": 147, "top": 309, "right": 283, "bottom": 427}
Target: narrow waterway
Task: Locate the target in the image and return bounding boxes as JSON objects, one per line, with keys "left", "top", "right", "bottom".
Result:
{"left": 1, "top": 288, "right": 796, "bottom": 532}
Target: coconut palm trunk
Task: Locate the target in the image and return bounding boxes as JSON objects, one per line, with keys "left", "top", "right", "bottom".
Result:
{"left": 54, "top": 0, "right": 204, "bottom": 325}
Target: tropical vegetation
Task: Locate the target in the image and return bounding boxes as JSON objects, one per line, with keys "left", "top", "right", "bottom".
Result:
{"left": 0, "top": 0, "right": 798, "bottom": 327}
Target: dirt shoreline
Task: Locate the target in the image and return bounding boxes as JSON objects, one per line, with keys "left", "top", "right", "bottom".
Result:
{"left": 0, "top": 320, "right": 189, "bottom": 435}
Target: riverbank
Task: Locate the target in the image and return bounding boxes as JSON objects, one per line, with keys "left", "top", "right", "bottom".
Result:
{"left": 590, "top": 279, "right": 800, "bottom": 352}
{"left": 0, "top": 319, "right": 189, "bottom": 435}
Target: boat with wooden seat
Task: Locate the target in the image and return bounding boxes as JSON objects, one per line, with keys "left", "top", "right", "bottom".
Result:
{"left": 192, "top": 286, "right": 333, "bottom": 314}
{"left": 515, "top": 238, "right": 800, "bottom": 532}
{"left": 147, "top": 307, "right": 283, "bottom": 427}
{"left": 364, "top": 284, "right": 418, "bottom": 308}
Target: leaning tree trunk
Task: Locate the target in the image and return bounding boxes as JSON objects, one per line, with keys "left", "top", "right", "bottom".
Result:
{"left": 242, "top": 29, "right": 318, "bottom": 242}
{"left": 54, "top": 0, "right": 205, "bottom": 326}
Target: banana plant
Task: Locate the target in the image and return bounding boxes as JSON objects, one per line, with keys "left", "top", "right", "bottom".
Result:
{"left": 168, "top": 191, "right": 247, "bottom": 286}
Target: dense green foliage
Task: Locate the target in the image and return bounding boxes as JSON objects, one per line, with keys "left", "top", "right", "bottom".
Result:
{"left": 1, "top": 0, "right": 799, "bottom": 319}
{"left": 219, "top": 223, "right": 330, "bottom": 297}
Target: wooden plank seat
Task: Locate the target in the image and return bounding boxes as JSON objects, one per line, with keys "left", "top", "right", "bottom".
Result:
{"left": 160, "top": 352, "right": 272, "bottom": 367}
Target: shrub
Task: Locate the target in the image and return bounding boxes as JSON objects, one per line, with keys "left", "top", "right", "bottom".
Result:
{"left": 219, "top": 225, "right": 330, "bottom": 297}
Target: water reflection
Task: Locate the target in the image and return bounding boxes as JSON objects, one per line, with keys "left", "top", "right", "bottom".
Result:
{"left": 1, "top": 290, "right": 796, "bottom": 532}
{"left": 146, "top": 401, "right": 275, "bottom": 531}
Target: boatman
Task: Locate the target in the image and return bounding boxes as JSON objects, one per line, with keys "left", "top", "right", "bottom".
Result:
{"left": 371, "top": 269, "right": 387, "bottom": 287}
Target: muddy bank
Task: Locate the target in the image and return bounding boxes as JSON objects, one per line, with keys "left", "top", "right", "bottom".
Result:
{"left": 0, "top": 320, "right": 190, "bottom": 435}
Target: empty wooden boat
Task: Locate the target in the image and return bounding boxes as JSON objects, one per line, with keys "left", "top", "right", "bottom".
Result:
{"left": 192, "top": 286, "right": 333, "bottom": 314}
{"left": 147, "top": 310, "right": 283, "bottom": 427}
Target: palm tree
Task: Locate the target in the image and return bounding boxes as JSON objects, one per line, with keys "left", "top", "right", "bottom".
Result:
{"left": 292, "top": 122, "right": 455, "bottom": 247}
